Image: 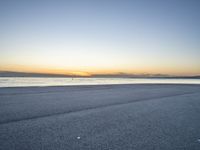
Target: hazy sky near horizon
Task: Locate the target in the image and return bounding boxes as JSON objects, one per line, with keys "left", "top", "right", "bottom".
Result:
{"left": 0, "top": 0, "right": 200, "bottom": 76}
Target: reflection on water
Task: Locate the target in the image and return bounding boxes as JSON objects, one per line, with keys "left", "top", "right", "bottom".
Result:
{"left": 0, "top": 77, "right": 200, "bottom": 87}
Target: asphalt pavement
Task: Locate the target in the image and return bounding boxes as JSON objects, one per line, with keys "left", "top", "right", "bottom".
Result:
{"left": 0, "top": 84, "right": 200, "bottom": 150}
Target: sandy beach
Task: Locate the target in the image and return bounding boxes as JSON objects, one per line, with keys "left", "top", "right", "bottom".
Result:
{"left": 0, "top": 84, "right": 200, "bottom": 150}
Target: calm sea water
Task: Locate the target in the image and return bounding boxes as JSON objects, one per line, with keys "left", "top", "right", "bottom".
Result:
{"left": 0, "top": 77, "right": 200, "bottom": 87}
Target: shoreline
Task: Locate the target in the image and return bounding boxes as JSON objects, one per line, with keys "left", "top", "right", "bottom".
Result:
{"left": 1, "top": 82, "right": 200, "bottom": 89}
{"left": 1, "top": 77, "right": 200, "bottom": 88}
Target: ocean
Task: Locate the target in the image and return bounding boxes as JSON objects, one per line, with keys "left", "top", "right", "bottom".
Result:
{"left": 0, "top": 77, "right": 200, "bottom": 87}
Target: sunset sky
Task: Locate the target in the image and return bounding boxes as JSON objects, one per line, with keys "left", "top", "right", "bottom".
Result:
{"left": 0, "top": 0, "right": 200, "bottom": 76}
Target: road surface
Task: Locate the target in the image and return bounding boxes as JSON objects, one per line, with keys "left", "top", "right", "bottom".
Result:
{"left": 0, "top": 84, "right": 200, "bottom": 150}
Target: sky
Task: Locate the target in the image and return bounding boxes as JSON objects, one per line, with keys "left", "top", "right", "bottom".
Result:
{"left": 0, "top": 0, "right": 200, "bottom": 76}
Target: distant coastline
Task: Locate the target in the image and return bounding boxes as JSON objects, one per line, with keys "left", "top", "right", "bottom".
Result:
{"left": 0, "top": 71, "right": 200, "bottom": 79}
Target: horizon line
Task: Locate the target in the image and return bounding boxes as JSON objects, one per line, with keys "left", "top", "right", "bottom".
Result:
{"left": 0, "top": 70, "right": 200, "bottom": 78}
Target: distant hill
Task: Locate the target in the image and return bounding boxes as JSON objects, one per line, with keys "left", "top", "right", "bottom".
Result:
{"left": 0, "top": 71, "right": 74, "bottom": 78}
{"left": 91, "top": 73, "right": 171, "bottom": 78}
{"left": 92, "top": 74, "right": 200, "bottom": 79}
{"left": 0, "top": 71, "right": 200, "bottom": 78}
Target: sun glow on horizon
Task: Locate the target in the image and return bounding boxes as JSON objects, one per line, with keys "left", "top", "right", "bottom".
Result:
{"left": 0, "top": 63, "right": 200, "bottom": 77}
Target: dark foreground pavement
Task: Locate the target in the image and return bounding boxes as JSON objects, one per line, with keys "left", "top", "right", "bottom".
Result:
{"left": 0, "top": 84, "right": 200, "bottom": 150}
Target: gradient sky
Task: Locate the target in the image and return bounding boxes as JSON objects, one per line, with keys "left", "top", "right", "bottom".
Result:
{"left": 0, "top": 0, "right": 200, "bottom": 76}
